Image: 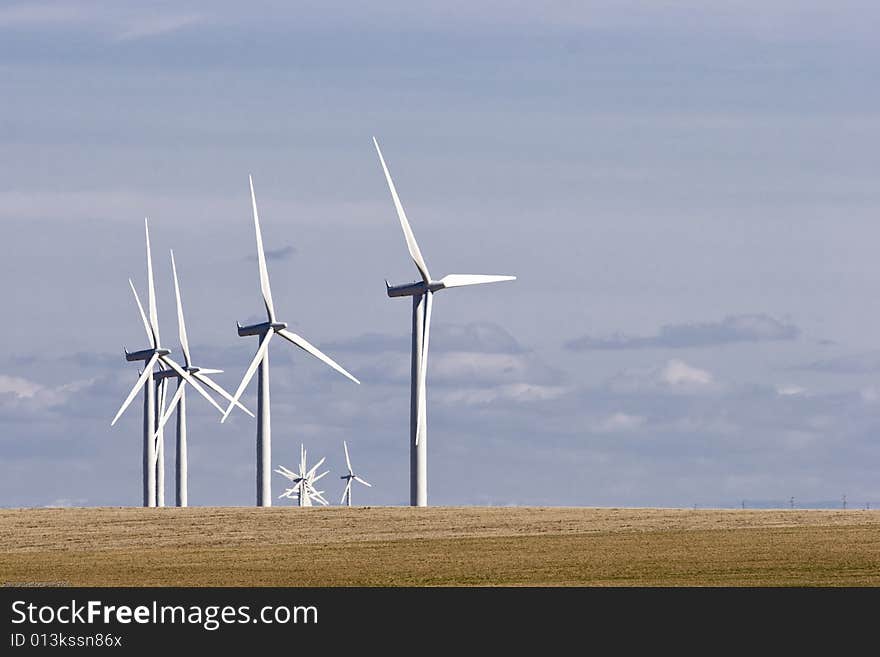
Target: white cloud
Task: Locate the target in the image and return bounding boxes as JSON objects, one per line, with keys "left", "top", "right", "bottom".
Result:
{"left": 113, "top": 14, "right": 202, "bottom": 42}
{"left": 438, "top": 383, "right": 566, "bottom": 406}
{"left": 0, "top": 373, "right": 96, "bottom": 407}
{"left": 776, "top": 384, "right": 806, "bottom": 396}
{"left": 0, "top": 375, "right": 43, "bottom": 398}
{"left": 594, "top": 412, "right": 646, "bottom": 433}
{"left": 660, "top": 359, "right": 713, "bottom": 386}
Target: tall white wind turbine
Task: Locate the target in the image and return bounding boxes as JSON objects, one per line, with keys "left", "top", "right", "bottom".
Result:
{"left": 339, "top": 440, "right": 371, "bottom": 507}
{"left": 222, "top": 176, "right": 360, "bottom": 507}
{"left": 111, "top": 219, "right": 225, "bottom": 506}
{"left": 372, "top": 138, "right": 516, "bottom": 506}
{"left": 150, "top": 250, "right": 254, "bottom": 506}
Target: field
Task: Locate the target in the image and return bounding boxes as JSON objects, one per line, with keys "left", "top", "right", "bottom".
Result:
{"left": 2, "top": 507, "right": 879, "bottom": 586}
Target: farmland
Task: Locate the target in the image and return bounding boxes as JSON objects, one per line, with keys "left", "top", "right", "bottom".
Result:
{"left": 2, "top": 507, "right": 879, "bottom": 586}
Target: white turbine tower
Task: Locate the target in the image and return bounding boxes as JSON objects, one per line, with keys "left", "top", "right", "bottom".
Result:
{"left": 339, "top": 440, "right": 371, "bottom": 506}
{"left": 111, "top": 219, "right": 226, "bottom": 506}
{"left": 373, "top": 138, "right": 516, "bottom": 507}
{"left": 150, "top": 250, "right": 255, "bottom": 506}
{"left": 275, "top": 445, "right": 330, "bottom": 507}
{"left": 222, "top": 175, "right": 360, "bottom": 507}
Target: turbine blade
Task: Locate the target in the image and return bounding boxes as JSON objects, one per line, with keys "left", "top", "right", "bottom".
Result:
{"left": 415, "top": 291, "right": 433, "bottom": 445}
{"left": 194, "top": 368, "right": 223, "bottom": 375}
{"left": 300, "top": 443, "right": 306, "bottom": 475}
{"left": 312, "top": 469, "right": 329, "bottom": 484}
{"left": 110, "top": 352, "right": 159, "bottom": 426}
{"left": 220, "top": 331, "right": 273, "bottom": 422}
{"left": 169, "top": 250, "right": 192, "bottom": 367}
{"left": 144, "top": 218, "right": 160, "bottom": 347}
{"left": 341, "top": 480, "right": 352, "bottom": 505}
{"left": 193, "top": 372, "right": 254, "bottom": 418}
{"left": 354, "top": 476, "right": 372, "bottom": 487}
{"left": 276, "top": 328, "right": 360, "bottom": 384}
{"left": 156, "top": 379, "right": 186, "bottom": 436}
{"left": 372, "top": 137, "right": 431, "bottom": 282}
{"left": 128, "top": 279, "right": 154, "bottom": 348}
{"left": 274, "top": 465, "right": 297, "bottom": 481}
{"left": 160, "top": 356, "right": 225, "bottom": 416}
{"left": 439, "top": 274, "right": 517, "bottom": 289}
{"left": 343, "top": 440, "right": 352, "bottom": 473}
{"left": 307, "top": 456, "right": 326, "bottom": 479}
{"left": 249, "top": 175, "right": 276, "bottom": 322}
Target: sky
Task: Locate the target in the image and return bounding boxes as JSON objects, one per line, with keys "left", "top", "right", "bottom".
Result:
{"left": 1, "top": 1, "right": 879, "bottom": 508}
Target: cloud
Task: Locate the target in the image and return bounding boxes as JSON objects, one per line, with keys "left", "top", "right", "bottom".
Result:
{"left": 113, "top": 14, "right": 202, "bottom": 42}
{"left": 44, "top": 498, "right": 88, "bottom": 508}
{"left": 776, "top": 384, "right": 806, "bottom": 396}
{"left": 247, "top": 244, "right": 297, "bottom": 262}
{"left": 608, "top": 359, "right": 717, "bottom": 395}
{"left": 566, "top": 314, "right": 799, "bottom": 351}
{"left": 593, "top": 412, "right": 646, "bottom": 433}
{"left": 0, "top": 372, "right": 97, "bottom": 410}
{"left": 0, "top": 375, "right": 43, "bottom": 398}
{"left": 797, "top": 351, "right": 880, "bottom": 374}
{"left": 328, "top": 322, "right": 526, "bottom": 355}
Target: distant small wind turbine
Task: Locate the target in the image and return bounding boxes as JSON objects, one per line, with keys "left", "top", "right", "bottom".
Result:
{"left": 339, "top": 441, "right": 372, "bottom": 506}
{"left": 275, "top": 444, "right": 330, "bottom": 507}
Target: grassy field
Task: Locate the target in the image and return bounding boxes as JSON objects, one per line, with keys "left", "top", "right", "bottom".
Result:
{"left": 2, "top": 507, "right": 879, "bottom": 586}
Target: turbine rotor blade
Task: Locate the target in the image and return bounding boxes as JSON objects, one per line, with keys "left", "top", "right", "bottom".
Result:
{"left": 372, "top": 137, "right": 431, "bottom": 283}
{"left": 341, "top": 480, "right": 352, "bottom": 505}
{"left": 193, "top": 372, "right": 254, "bottom": 418}
{"left": 249, "top": 175, "right": 276, "bottom": 322}
{"left": 170, "top": 249, "right": 192, "bottom": 367}
{"left": 354, "top": 476, "right": 372, "bottom": 487}
{"left": 439, "top": 274, "right": 517, "bottom": 289}
{"left": 415, "top": 291, "right": 433, "bottom": 445}
{"left": 307, "top": 456, "right": 326, "bottom": 480}
{"left": 128, "top": 279, "right": 154, "bottom": 348}
{"left": 221, "top": 331, "right": 274, "bottom": 422}
{"left": 312, "top": 470, "right": 329, "bottom": 484}
{"left": 274, "top": 465, "right": 297, "bottom": 481}
{"left": 276, "top": 328, "right": 360, "bottom": 384}
{"left": 110, "top": 352, "right": 160, "bottom": 426}
{"left": 144, "top": 218, "right": 160, "bottom": 347}
{"left": 343, "top": 440, "right": 352, "bottom": 473}
{"left": 160, "top": 356, "right": 225, "bottom": 416}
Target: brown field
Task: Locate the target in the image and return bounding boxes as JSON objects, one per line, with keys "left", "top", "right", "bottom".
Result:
{"left": 2, "top": 506, "right": 879, "bottom": 586}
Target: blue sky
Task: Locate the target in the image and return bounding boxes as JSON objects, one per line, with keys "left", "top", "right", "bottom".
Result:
{"left": 1, "top": 1, "right": 878, "bottom": 508}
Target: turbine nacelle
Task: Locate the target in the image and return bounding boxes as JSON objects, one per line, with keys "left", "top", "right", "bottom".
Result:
{"left": 237, "top": 320, "right": 288, "bottom": 337}
{"left": 125, "top": 347, "right": 170, "bottom": 362}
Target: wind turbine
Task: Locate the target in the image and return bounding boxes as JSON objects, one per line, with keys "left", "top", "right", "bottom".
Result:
{"left": 150, "top": 250, "right": 255, "bottom": 506}
{"left": 372, "top": 137, "right": 516, "bottom": 506}
{"left": 275, "top": 444, "right": 330, "bottom": 507}
{"left": 111, "top": 218, "right": 225, "bottom": 506}
{"left": 339, "top": 440, "right": 371, "bottom": 506}
{"left": 221, "top": 175, "right": 360, "bottom": 507}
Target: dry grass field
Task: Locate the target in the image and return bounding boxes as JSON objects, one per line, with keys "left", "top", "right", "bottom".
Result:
{"left": 1, "top": 506, "right": 879, "bottom": 586}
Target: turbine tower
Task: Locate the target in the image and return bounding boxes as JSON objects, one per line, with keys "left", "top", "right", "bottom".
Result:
{"left": 151, "top": 250, "right": 254, "bottom": 506}
{"left": 111, "top": 219, "right": 224, "bottom": 506}
{"left": 372, "top": 138, "right": 515, "bottom": 506}
{"left": 340, "top": 440, "right": 371, "bottom": 506}
{"left": 275, "top": 444, "right": 330, "bottom": 507}
{"left": 222, "top": 175, "right": 360, "bottom": 507}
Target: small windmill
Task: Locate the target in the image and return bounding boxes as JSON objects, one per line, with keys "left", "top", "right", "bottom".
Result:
{"left": 275, "top": 444, "right": 330, "bottom": 507}
{"left": 340, "top": 441, "right": 372, "bottom": 506}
